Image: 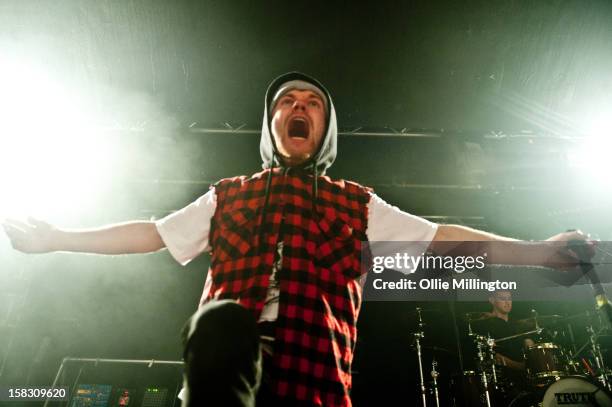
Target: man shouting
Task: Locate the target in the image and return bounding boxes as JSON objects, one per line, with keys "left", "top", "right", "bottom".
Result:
{"left": 3, "top": 72, "right": 590, "bottom": 406}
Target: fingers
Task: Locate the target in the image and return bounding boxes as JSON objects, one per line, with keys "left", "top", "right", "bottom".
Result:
{"left": 3, "top": 218, "right": 32, "bottom": 232}
{"left": 2, "top": 220, "right": 27, "bottom": 239}
{"left": 547, "top": 229, "right": 591, "bottom": 243}
{"left": 567, "top": 238, "right": 598, "bottom": 262}
{"left": 2, "top": 223, "right": 27, "bottom": 251}
{"left": 545, "top": 230, "right": 597, "bottom": 266}
{"left": 567, "top": 230, "right": 590, "bottom": 241}
{"left": 559, "top": 230, "right": 588, "bottom": 243}
{"left": 2, "top": 218, "right": 41, "bottom": 253}
{"left": 3, "top": 217, "right": 50, "bottom": 233}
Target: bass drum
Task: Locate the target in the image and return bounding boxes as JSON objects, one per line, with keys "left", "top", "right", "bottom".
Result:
{"left": 542, "top": 377, "right": 612, "bottom": 406}
{"left": 510, "top": 376, "right": 612, "bottom": 407}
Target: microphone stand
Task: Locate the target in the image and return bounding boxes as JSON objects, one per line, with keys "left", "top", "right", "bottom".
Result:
{"left": 568, "top": 239, "right": 611, "bottom": 389}
{"left": 567, "top": 240, "right": 612, "bottom": 325}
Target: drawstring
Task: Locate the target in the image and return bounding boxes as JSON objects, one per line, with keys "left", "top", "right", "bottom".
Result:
{"left": 258, "top": 155, "right": 275, "bottom": 253}
{"left": 311, "top": 165, "right": 319, "bottom": 220}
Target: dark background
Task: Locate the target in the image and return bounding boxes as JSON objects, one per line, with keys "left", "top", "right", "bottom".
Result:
{"left": 1, "top": 1, "right": 611, "bottom": 405}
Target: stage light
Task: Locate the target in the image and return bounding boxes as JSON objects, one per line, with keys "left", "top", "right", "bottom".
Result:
{"left": 567, "top": 114, "right": 612, "bottom": 189}
{"left": 0, "top": 57, "right": 117, "bottom": 221}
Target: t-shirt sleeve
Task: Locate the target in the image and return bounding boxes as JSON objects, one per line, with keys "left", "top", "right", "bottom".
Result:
{"left": 366, "top": 192, "right": 438, "bottom": 243}
{"left": 155, "top": 188, "right": 217, "bottom": 266}
{"left": 366, "top": 192, "right": 439, "bottom": 274}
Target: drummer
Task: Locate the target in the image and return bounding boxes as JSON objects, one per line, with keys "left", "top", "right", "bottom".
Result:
{"left": 472, "top": 290, "right": 534, "bottom": 373}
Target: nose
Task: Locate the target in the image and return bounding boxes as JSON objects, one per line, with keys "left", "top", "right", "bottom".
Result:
{"left": 292, "top": 99, "right": 306, "bottom": 111}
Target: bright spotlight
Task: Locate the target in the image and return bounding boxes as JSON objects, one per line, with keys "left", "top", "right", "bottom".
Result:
{"left": 568, "top": 114, "right": 612, "bottom": 189}
{"left": 0, "top": 56, "right": 117, "bottom": 220}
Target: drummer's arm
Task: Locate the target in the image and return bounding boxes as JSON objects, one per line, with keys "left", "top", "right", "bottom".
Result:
{"left": 495, "top": 353, "right": 525, "bottom": 371}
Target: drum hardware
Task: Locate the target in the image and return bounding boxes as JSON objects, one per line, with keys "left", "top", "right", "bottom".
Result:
{"left": 466, "top": 312, "right": 514, "bottom": 404}
{"left": 466, "top": 312, "right": 486, "bottom": 338}
{"left": 409, "top": 307, "right": 454, "bottom": 407}
{"left": 473, "top": 334, "right": 493, "bottom": 407}
{"left": 587, "top": 324, "right": 611, "bottom": 390}
{"left": 571, "top": 323, "right": 612, "bottom": 391}
{"left": 494, "top": 328, "right": 542, "bottom": 344}
{"left": 430, "top": 359, "right": 440, "bottom": 407}
{"left": 485, "top": 336, "right": 500, "bottom": 390}
{"left": 581, "top": 357, "right": 596, "bottom": 376}
{"left": 412, "top": 307, "right": 428, "bottom": 407}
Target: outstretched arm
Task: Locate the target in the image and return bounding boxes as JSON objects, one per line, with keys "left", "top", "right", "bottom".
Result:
{"left": 2, "top": 217, "right": 165, "bottom": 255}
{"left": 433, "top": 224, "right": 518, "bottom": 243}
{"left": 431, "top": 224, "right": 591, "bottom": 268}
{"left": 366, "top": 192, "right": 593, "bottom": 269}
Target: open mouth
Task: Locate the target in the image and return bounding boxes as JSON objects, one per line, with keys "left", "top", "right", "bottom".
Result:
{"left": 288, "top": 117, "right": 309, "bottom": 139}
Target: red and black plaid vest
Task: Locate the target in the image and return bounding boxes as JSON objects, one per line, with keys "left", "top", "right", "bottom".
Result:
{"left": 202, "top": 168, "right": 370, "bottom": 406}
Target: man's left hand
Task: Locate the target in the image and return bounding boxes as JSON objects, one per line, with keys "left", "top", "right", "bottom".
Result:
{"left": 543, "top": 229, "right": 597, "bottom": 271}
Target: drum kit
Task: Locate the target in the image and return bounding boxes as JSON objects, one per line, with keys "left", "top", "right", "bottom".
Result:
{"left": 410, "top": 307, "right": 612, "bottom": 406}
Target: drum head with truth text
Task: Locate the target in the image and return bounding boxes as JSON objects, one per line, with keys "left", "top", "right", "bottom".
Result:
{"left": 542, "top": 376, "right": 612, "bottom": 406}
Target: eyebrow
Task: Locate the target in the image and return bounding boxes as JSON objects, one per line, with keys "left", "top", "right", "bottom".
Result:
{"left": 281, "top": 91, "right": 323, "bottom": 101}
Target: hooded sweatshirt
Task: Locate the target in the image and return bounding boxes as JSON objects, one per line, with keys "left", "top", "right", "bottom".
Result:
{"left": 260, "top": 71, "right": 338, "bottom": 175}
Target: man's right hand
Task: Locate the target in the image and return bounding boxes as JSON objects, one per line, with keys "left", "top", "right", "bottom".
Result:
{"left": 2, "top": 217, "right": 58, "bottom": 253}
{"left": 2, "top": 218, "right": 165, "bottom": 255}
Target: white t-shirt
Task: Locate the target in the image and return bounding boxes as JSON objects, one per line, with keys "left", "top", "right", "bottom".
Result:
{"left": 156, "top": 189, "right": 438, "bottom": 321}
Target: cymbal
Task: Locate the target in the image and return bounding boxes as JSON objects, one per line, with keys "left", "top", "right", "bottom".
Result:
{"left": 464, "top": 312, "right": 494, "bottom": 322}
{"left": 516, "top": 315, "right": 564, "bottom": 326}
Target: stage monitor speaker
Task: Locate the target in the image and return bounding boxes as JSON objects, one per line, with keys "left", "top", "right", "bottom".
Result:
{"left": 45, "top": 357, "right": 183, "bottom": 407}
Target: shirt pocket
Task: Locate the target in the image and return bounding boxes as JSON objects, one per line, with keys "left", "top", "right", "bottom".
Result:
{"left": 213, "top": 207, "right": 257, "bottom": 263}
{"left": 314, "top": 210, "right": 361, "bottom": 281}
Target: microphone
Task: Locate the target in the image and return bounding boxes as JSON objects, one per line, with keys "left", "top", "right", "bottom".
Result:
{"left": 567, "top": 238, "right": 611, "bottom": 325}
